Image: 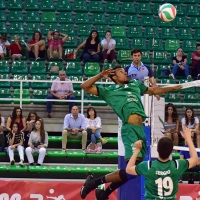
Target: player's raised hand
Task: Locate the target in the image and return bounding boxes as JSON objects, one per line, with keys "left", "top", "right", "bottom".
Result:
{"left": 134, "top": 140, "right": 143, "bottom": 150}
{"left": 100, "top": 69, "right": 115, "bottom": 79}
{"left": 180, "top": 126, "right": 192, "bottom": 140}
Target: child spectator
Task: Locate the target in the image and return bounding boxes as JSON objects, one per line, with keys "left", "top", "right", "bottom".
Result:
{"left": 0, "top": 34, "right": 10, "bottom": 60}
{"left": 9, "top": 35, "right": 22, "bottom": 61}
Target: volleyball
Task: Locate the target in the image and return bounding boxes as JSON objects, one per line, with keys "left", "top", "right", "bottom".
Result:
{"left": 158, "top": 3, "right": 177, "bottom": 22}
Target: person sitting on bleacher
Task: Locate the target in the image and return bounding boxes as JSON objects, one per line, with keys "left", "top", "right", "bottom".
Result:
{"left": 7, "top": 122, "right": 24, "bottom": 166}
{"left": 191, "top": 44, "right": 200, "bottom": 80}
{"left": 169, "top": 47, "right": 191, "bottom": 80}
{"left": 0, "top": 34, "right": 10, "bottom": 60}
{"left": 25, "top": 119, "right": 48, "bottom": 166}
{"left": 9, "top": 35, "right": 22, "bottom": 61}
{"left": 62, "top": 106, "right": 87, "bottom": 152}
{"left": 47, "top": 30, "right": 68, "bottom": 60}
{"left": 27, "top": 31, "right": 46, "bottom": 61}
{"left": 0, "top": 113, "right": 5, "bottom": 152}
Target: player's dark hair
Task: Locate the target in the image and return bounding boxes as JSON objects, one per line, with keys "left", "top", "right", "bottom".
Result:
{"left": 196, "top": 44, "right": 200, "bottom": 49}
{"left": 131, "top": 49, "right": 142, "bottom": 55}
{"left": 165, "top": 103, "right": 178, "bottom": 123}
{"left": 157, "top": 137, "right": 173, "bottom": 159}
{"left": 109, "top": 65, "right": 123, "bottom": 83}
{"left": 86, "top": 107, "right": 97, "bottom": 119}
{"left": 185, "top": 108, "right": 195, "bottom": 126}
{"left": 32, "top": 31, "right": 42, "bottom": 41}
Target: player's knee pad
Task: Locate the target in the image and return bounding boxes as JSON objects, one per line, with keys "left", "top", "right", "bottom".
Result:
{"left": 119, "top": 169, "right": 128, "bottom": 181}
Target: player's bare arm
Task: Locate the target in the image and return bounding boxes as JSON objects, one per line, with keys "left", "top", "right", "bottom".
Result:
{"left": 81, "top": 69, "right": 115, "bottom": 95}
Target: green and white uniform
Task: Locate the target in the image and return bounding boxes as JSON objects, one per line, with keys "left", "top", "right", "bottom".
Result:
{"left": 97, "top": 79, "right": 148, "bottom": 159}
{"left": 136, "top": 159, "right": 189, "bottom": 200}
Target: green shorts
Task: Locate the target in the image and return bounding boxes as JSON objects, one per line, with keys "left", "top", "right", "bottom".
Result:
{"left": 121, "top": 124, "right": 146, "bottom": 160}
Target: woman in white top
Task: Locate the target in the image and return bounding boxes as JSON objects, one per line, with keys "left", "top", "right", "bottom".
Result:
{"left": 101, "top": 31, "right": 116, "bottom": 63}
{"left": 85, "top": 107, "right": 107, "bottom": 144}
{"left": 181, "top": 108, "right": 200, "bottom": 147}
{"left": 0, "top": 113, "right": 5, "bottom": 151}
{"left": 25, "top": 120, "right": 48, "bottom": 166}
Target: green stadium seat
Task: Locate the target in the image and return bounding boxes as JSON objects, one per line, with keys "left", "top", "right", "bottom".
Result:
{"left": 40, "top": 0, "right": 55, "bottom": 11}
{"left": 0, "top": 60, "right": 9, "bottom": 74}
{"left": 140, "top": 15, "right": 156, "bottom": 26}
{"left": 131, "top": 38, "right": 146, "bottom": 50}
{"left": 11, "top": 61, "right": 28, "bottom": 74}
{"left": 124, "top": 15, "right": 140, "bottom": 26}
{"left": 185, "top": 4, "right": 199, "bottom": 16}
{"left": 127, "top": 26, "right": 143, "bottom": 38}
{"left": 84, "top": 62, "right": 100, "bottom": 76}
{"left": 0, "top": 165, "right": 7, "bottom": 172}
{"left": 68, "top": 75, "right": 82, "bottom": 90}
{"left": 43, "top": 23, "right": 58, "bottom": 34}
{"left": 58, "top": 12, "right": 73, "bottom": 24}
{"left": 154, "top": 51, "right": 169, "bottom": 64}
{"left": 87, "top": 153, "right": 106, "bottom": 159}
{"left": 144, "top": 27, "right": 159, "bottom": 38}
{"left": 56, "top": 0, "right": 71, "bottom": 11}
{"left": 187, "top": 52, "right": 192, "bottom": 65}
{"left": 115, "top": 38, "right": 129, "bottom": 50}
{"left": 157, "top": 18, "right": 173, "bottom": 27}
{"left": 106, "top": 151, "right": 118, "bottom": 158}
{"left": 92, "top": 13, "right": 107, "bottom": 24}
{"left": 77, "top": 24, "right": 91, "bottom": 36}
{"left": 7, "top": 0, "right": 22, "bottom": 9}
{"left": 31, "top": 75, "right": 49, "bottom": 89}
{"left": 194, "top": 29, "right": 200, "bottom": 41}
{"left": 24, "top": 0, "right": 39, "bottom": 10}
{"left": 190, "top": 17, "right": 200, "bottom": 28}
{"left": 178, "top": 28, "right": 193, "bottom": 40}
{"left": 89, "top": 1, "right": 104, "bottom": 13}
{"left": 0, "top": 74, "right": 10, "bottom": 88}
{"left": 165, "top": 39, "right": 180, "bottom": 52}
{"left": 173, "top": 4, "right": 184, "bottom": 16}
{"left": 32, "top": 89, "right": 48, "bottom": 105}
{"left": 90, "top": 167, "right": 110, "bottom": 174}
{"left": 69, "top": 166, "right": 88, "bottom": 173}
{"left": 160, "top": 28, "right": 176, "bottom": 39}
{"left": 12, "top": 75, "right": 29, "bottom": 89}
{"left": 173, "top": 16, "right": 188, "bottom": 27}
{"left": 73, "top": 1, "right": 87, "bottom": 12}
{"left": 9, "top": 22, "right": 24, "bottom": 34}
{"left": 161, "top": 78, "right": 176, "bottom": 84}
{"left": 0, "top": 22, "right": 6, "bottom": 33}
{"left": 73, "top": 90, "right": 82, "bottom": 101}
{"left": 182, "top": 40, "right": 196, "bottom": 52}
{"left": 137, "top": 3, "right": 152, "bottom": 14}
{"left": 41, "top": 12, "right": 56, "bottom": 23}
{"left": 108, "top": 14, "right": 123, "bottom": 25}
{"left": 29, "top": 61, "right": 46, "bottom": 75}
{"left": 103, "top": 63, "right": 115, "bottom": 70}
{"left": 111, "top": 26, "right": 126, "bottom": 38}
{"left": 117, "top": 50, "right": 131, "bottom": 61}
{"left": 141, "top": 51, "right": 151, "bottom": 64}
{"left": 183, "top": 93, "right": 199, "bottom": 103}
{"left": 121, "top": 2, "right": 136, "bottom": 14}
{"left": 156, "top": 65, "right": 171, "bottom": 78}
{"left": 148, "top": 39, "right": 163, "bottom": 51}
{"left": 8, "top": 10, "right": 23, "bottom": 22}
{"left": 29, "top": 166, "right": 48, "bottom": 173}
{"left": 67, "top": 151, "right": 85, "bottom": 159}
{"left": 13, "top": 89, "right": 30, "bottom": 104}
{"left": 0, "top": 10, "right": 6, "bottom": 21}
{"left": 59, "top": 24, "right": 74, "bottom": 35}
{"left": 75, "top": 13, "right": 90, "bottom": 24}
{"left": 65, "top": 36, "right": 77, "bottom": 48}
{"left": 182, "top": 0, "right": 196, "bottom": 3}
{"left": 165, "top": 93, "right": 181, "bottom": 103}
{"left": 0, "top": 88, "right": 12, "bottom": 104}
{"left": 66, "top": 62, "right": 82, "bottom": 75}
{"left": 49, "top": 166, "right": 68, "bottom": 174}
{"left": 105, "top": 1, "right": 120, "bottom": 13}
{"left": 180, "top": 79, "right": 195, "bottom": 93}
{"left": 8, "top": 165, "right": 27, "bottom": 173}
{"left": 0, "top": 0, "right": 6, "bottom": 10}
{"left": 94, "top": 25, "right": 109, "bottom": 37}
{"left": 25, "top": 11, "right": 40, "bottom": 22}
{"left": 48, "top": 61, "right": 63, "bottom": 74}
{"left": 26, "top": 23, "right": 41, "bottom": 34}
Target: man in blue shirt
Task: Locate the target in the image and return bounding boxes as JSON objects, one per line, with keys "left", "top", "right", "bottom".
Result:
{"left": 62, "top": 106, "right": 87, "bottom": 152}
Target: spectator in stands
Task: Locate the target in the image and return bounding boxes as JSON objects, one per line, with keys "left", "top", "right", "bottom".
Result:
{"left": 7, "top": 122, "right": 24, "bottom": 166}
{"left": 74, "top": 30, "right": 100, "bottom": 64}
{"left": 169, "top": 48, "right": 191, "bottom": 80}
{"left": 0, "top": 34, "right": 10, "bottom": 60}
{"left": 27, "top": 31, "right": 45, "bottom": 61}
{"left": 0, "top": 113, "right": 5, "bottom": 151}
{"left": 181, "top": 108, "right": 200, "bottom": 148}
{"left": 191, "top": 44, "right": 200, "bottom": 79}
{"left": 62, "top": 106, "right": 87, "bottom": 152}
{"left": 6, "top": 106, "right": 26, "bottom": 133}
{"left": 9, "top": 35, "right": 22, "bottom": 61}
{"left": 125, "top": 48, "right": 160, "bottom": 100}
{"left": 164, "top": 103, "right": 179, "bottom": 147}
{"left": 85, "top": 107, "right": 107, "bottom": 144}
{"left": 46, "top": 70, "right": 75, "bottom": 118}
{"left": 25, "top": 120, "right": 48, "bottom": 166}
{"left": 47, "top": 31, "right": 68, "bottom": 60}
{"left": 101, "top": 31, "right": 116, "bottom": 63}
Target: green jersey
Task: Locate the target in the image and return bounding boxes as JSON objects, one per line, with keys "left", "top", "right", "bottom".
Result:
{"left": 136, "top": 159, "right": 189, "bottom": 200}
{"left": 97, "top": 80, "right": 148, "bottom": 124}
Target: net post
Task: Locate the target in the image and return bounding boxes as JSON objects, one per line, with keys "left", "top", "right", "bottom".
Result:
{"left": 144, "top": 76, "right": 149, "bottom": 126}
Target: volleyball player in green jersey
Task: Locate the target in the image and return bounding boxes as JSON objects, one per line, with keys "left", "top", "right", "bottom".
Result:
{"left": 126, "top": 127, "right": 198, "bottom": 200}
{"left": 80, "top": 66, "right": 182, "bottom": 200}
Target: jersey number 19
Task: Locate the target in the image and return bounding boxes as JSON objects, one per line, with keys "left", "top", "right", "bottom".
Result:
{"left": 155, "top": 177, "right": 173, "bottom": 196}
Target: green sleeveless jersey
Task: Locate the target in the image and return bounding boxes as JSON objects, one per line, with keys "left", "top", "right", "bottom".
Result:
{"left": 97, "top": 80, "right": 148, "bottom": 123}
{"left": 136, "top": 159, "right": 188, "bottom": 200}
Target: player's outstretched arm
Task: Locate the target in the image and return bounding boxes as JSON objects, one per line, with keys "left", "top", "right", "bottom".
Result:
{"left": 81, "top": 69, "right": 115, "bottom": 95}
{"left": 145, "top": 85, "right": 182, "bottom": 95}
{"left": 126, "top": 140, "right": 142, "bottom": 175}
{"left": 181, "top": 126, "right": 198, "bottom": 169}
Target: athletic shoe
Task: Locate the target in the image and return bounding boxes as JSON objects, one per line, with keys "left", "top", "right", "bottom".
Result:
{"left": 95, "top": 189, "right": 109, "bottom": 200}
{"left": 101, "top": 138, "right": 108, "bottom": 145}
{"left": 187, "top": 75, "right": 192, "bottom": 80}
{"left": 80, "top": 175, "right": 96, "bottom": 199}
{"left": 169, "top": 73, "right": 175, "bottom": 79}
{"left": 10, "top": 160, "right": 15, "bottom": 165}
{"left": 19, "top": 160, "right": 24, "bottom": 166}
